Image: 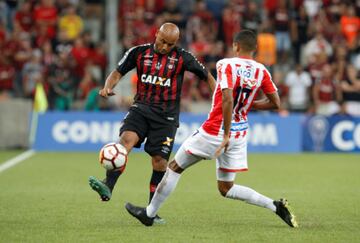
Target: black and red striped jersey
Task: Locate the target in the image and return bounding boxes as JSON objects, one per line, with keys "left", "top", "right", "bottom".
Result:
{"left": 116, "top": 43, "right": 208, "bottom": 117}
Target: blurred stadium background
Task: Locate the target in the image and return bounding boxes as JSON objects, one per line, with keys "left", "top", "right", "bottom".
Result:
{"left": 0, "top": 0, "right": 359, "bottom": 242}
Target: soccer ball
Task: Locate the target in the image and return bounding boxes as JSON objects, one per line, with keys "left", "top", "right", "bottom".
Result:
{"left": 99, "top": 143, "right": 128, "bottom": 171}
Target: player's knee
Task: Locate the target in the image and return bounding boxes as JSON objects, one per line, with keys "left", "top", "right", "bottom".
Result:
{"left": 151, "top": 155, "right": 167, "bottom": 171}
{"left": 119, "top": 131, "right": 139, "bottom": 151}
{"left": 217, "top": 181, "right": 233, "bottom": 197}
{"left": 168, "top": 160, "right": 184, "bottom": 174}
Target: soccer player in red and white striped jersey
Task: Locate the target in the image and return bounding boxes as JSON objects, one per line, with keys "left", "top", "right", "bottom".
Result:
{"left": 126, "top": 30, "right": 298, "bottom": 228}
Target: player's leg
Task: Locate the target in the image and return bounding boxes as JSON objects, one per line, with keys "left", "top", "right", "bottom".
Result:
{"left": 216, "top": 136, "right": 298, "bottom": 227}
{"left": 89, "top": 106, "right": 147, "bottom": 201}
{"left": 125, "top": 142, "right": 203, "bottom": 226}
{"left": 89, "top": 131, "right": 140, "bottom": 201}
{"left": 216, "top": 173, "right": 298, "bottom": 227}
{"left": 146, "top": 128, "right": 220, "bottom": 217}
{"left": 146, "top": 150, "right": 197, "bottom": 218}
{"left": 148, "top": 155, "right": 167, "bottom": 224}
{"left": 149, "top": 155, "right": 167, "bottom": 203}
{"left": 216, "top": 172, "right": 276, "bottom": 210}
{"left": 103, "top": 131, "right": 140, "bottom": 191}
{"left": 142, "top": 118, "right": 177, "bottom": 223}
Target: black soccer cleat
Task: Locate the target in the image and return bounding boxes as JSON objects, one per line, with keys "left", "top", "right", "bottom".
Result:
{"left": 274, "top": 198, "right": 298, "bottom": 228}
{"left": 125, "top": 202, "right": 154, "bottom": 226}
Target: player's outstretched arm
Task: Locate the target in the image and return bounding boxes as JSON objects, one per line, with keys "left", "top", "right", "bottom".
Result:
{"left": 99, "top": 70, "right": 123, "bottom": 97}
{"left": 252, "top": 92, "right": 280, "bottom": 111}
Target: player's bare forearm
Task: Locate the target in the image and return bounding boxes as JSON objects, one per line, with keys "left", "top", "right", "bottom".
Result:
{"left": 100, "top": 70, "right": 123, "bottom": 97}
{"left": 222, "top": 89, "right": 233, "bottom": 136}
{"left": 215, "top": 88, "right": 232, "bottom": 157}
{"left": 252, "top": 92, "right": 281, "bottom": 110}
{"left": 207, "top": 72, "right": 216, "bottom": 94}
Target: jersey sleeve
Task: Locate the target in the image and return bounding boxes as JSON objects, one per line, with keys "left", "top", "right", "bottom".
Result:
{"left": 216, "top": 60, "right": 233, "bottom": 90}
{"left": 116, "top": 46, "right": 139, "bottom": 75}
{"left": 261, "top": 69, "right": 278, "bottom": 94}
{"left": 183, "top": 51, "right": 208, "bottom": 81}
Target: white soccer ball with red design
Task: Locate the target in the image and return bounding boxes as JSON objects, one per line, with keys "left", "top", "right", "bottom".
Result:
{"left": 99, "top": 143, "right": 128, "bottom": 171}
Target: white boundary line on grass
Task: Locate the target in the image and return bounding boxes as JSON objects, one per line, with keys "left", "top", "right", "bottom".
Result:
{"left": 0, "top": 149, "right": 35, "bottom": 174}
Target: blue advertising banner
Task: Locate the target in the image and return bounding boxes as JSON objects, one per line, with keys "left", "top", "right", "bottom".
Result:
{"left": 33, "top": 112, "right": 302, "bottom": 153}
{"left": 303, "top": 115, "right": 360, "bottom": 152}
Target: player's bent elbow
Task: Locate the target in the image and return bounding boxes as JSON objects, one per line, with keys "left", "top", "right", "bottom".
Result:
{"left": 273, "top": 101, "right": 281, "bottom": 110}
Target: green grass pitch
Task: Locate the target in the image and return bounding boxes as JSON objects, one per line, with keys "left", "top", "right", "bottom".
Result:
{"left": 0, "top": 151, "right": 359, "bottom": 242}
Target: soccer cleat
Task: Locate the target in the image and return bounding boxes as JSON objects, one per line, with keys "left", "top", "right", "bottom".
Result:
{"left": 88, "top": 176, "right": 112, "bottom": 201}
{"left": 153, "top": 215, "right": 166, "bottom": 225}
{"left": 125, "top": 202, "right": 154, "bottom": 226}
{"left": 274, "top": 198, "right": 298, "bottom": 228}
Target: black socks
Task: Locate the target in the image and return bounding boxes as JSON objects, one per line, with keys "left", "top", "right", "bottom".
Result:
{"left": 104, "top": 170, "right": 122, "bottom": 192}
{"left": 149, "top": 170, "right": 166, "bottom": 203}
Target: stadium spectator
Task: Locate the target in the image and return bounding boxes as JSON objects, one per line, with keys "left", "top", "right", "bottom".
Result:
{"left": 290, "top": 4, "right": 310, "bottom": 64}
{"left": 41, "top": 40, "right": 56, "bottom": 68}
{"left": 185, "top": 0, "right": 218, "bottom": 46}
{"left": 340, "top": 5, "right": 360, "bottom": 49}
{"left": 71, "top": 36, "right": 92, "bottom": 82}
{"left": 256, "top": 21, "right": 277, "bottom": 72}
{"left": 340, "top": 65, "right": 360, "bottom": 116}
{"left": 0, "top": 56, "right": 15, "bottom": 94}
{"left": 241, "top": 2, "right": 261, "bottom": 34}
{"left": 33, "top": 0, "right": 58, "bottom": 40}
{"left": 285, "top": 64, "right": 312, "bottom": 112}
{"left": 14, "top": 1, "right": 33, "bottom": 33}
{"left": 312, "top": 64, "right": 342, "bottom": 116}
{"left": 22, "top": 49, "right": 45, "bottom": 98}
{"left": 58, "top": 5, "right": 84, "bottom": 41}
{"left": 304, "top": 32, "right": 333, "bottom": 65}
{"left": 83, "top": 0, "right": 104, "bottom": 43}
{"left": 303, "top": 0, "right": 322, "bottom": 19}
{"left": 221, "top": 2, "right": 241, "bottom": 46}
{"left": 162, "top": 0, "right": 184, "bottom": 27}
{"left": 271, "top": 0, "right": 291, "bottom": 64}
{"left": 47, "top": 49, "right": 75, "bottom": 110}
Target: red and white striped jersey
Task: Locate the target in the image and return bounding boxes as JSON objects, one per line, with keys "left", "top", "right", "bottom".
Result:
{"left": 202, "top": 57, "right": 278, "bottom": 136}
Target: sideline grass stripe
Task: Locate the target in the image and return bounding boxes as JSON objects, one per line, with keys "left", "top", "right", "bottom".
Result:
{"left": 0, "top": 150, "right": 35, "bottom": 173}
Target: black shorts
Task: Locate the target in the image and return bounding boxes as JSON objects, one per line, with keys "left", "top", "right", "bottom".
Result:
{"left": 119, "top": 104, "right": 178, "bottom": 160}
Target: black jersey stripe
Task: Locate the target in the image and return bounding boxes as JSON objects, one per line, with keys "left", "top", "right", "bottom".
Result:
{"left": 153, "top": 54, "right": 168, "bottom": 104}
{"left": 160, "top": 50, "right": 175, "bottom": 106}
{"left": 138, "top": 48, "right": 151, "bottom": 102}
{"left": 164, "top": 50, "right": 181, "bottom": 111}
{"left": 136, "top": 49, "right": 145, "bottom": 102}
{"left": 145, "top": 50, "right": 159, "bottom": 103}
{"left": 149, "top": 53, "right": 163, "bottom": 104}
{"left": 170, "top": 55, "right": 184, "bottom": 111}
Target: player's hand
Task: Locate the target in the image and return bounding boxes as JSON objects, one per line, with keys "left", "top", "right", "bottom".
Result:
{"left": 214, "top": 135, "right": 230, "bottom": 157}
{"left": 99, "top": 88, "right": 115, "bottom": 98}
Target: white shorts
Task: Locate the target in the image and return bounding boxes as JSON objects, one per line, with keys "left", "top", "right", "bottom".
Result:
{"left": 174, "top": 127, "right": 248, "bottom": 181}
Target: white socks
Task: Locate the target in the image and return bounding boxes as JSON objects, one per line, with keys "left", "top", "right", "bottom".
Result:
{"left": 146, "top": 168, "right": 181, "bottom": 218}
{"left": 225, "top": 184, "right": 276, "bottom": 212}
{"left": 146, "top": 170, "right": 276, "bottom": 218}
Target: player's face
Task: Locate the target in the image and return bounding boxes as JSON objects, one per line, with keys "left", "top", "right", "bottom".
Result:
{"left": 154, "top": 30, "right": 178, "bottom": 54}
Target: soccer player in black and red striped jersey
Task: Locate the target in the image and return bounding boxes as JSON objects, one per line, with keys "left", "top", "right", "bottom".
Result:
{"left": 89, "top": 23, "right": 216, "bottom": 223}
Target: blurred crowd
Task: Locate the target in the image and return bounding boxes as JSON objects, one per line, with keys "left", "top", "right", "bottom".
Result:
{"left": 0, "top": 0, "right": 359, "bottom": 116}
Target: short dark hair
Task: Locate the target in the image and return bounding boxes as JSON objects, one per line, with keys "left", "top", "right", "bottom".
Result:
{"left": 233, "top": 30, "right": 257, "bottom": 52}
